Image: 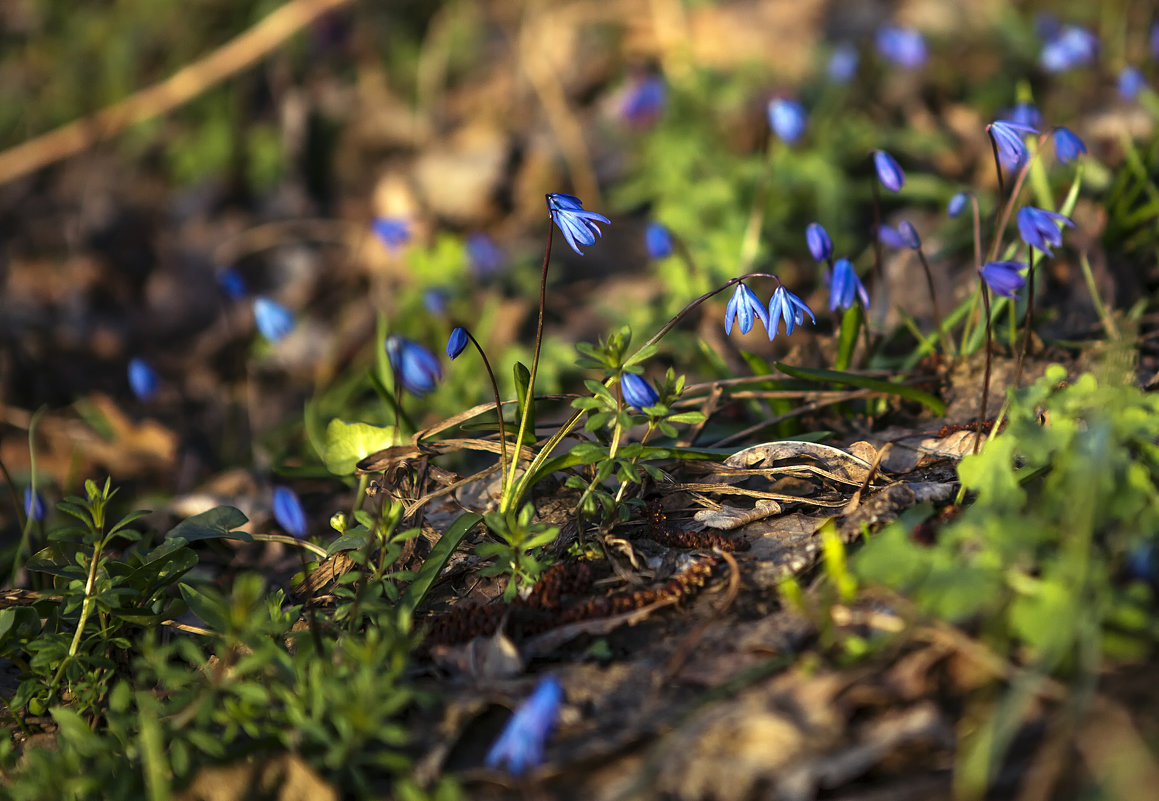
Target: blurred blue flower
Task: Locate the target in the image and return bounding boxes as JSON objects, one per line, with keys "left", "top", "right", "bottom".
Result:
{"left": 423, "top": 287, "right": 450, "bottom": 316}
{"left": 372, "top": 217, "right": 410, "bottom": 250}
{"left": 725, "top": 283, "right": 770, "bottom": 336}
{"left": 1119, "top": 66, "right": 1145, "bottom": 100}
{"left": 978, "top": 260, "right": 1027, "bottom": 299}
{"left": 875, "top": 25, "right": 927, "bottom": 69}
{"left": 829, "top": 259, "right": 870, "bottom": 312}
{"left": 767, "top": 98, "right": 807, "bottom": 144}
{"left": 385, "top": 335, "right": 442, "bottom": 397}
{"left": 620, "top": 372, "right": 659, "bottom": 410}
{"left": 467, "top": 233, "right": 505, "bottom": 278}
{"left": 24, "top": 487, "right": 45, "bottom": 522}
{"left": 1151, "top": 22, "right": 1159, "bottom": 59}
{"left": 546, "top": 193, "right": 611, "bottom": 256}
{"left": 620, "top": 74, "right": 666, "bottom": 128}
{"left": 218, "top": 268, "right": 247, "bottom": 300}
{"left": 253, "top": 296, "right": 295, "bottom": 343}
{"left": 873, "top": 149, "right": 905, "bottom": 192}
{"left": 1040, "top": 25, "right": 1098, "bottom": 72}
{"left": 128, "top": 358, "right": 160, "bottom": 401}
{"left": 272, "top": 486, "right": 307, "bottom": 539}
{"left": 805, "top": 223, "right": 833, "bottom": 262}
{"left": 897, "top": 220, "right": 922, "bottom": 250}
{"left": 1126, "top": 541, "right": 1157, "bottom": 585}
{"left": 877, "top": 224, "right": 907, "bottom": 249}
{"left": 1007, "top": 102, "right": 1042, "bottom": 129}
{"left": 827, "top": 43, "right": 859, "bottom": 83}
{"left": 1017, "top": 207, "right": 1074, "bottom": 257}
{"left": 446, "top": 327, "right": 469, "bottom": 360}
{"left": 947, "top": 192, "right": 970, "bottom": 218}
{"left": 768, "top": 284, "right": 816, "bottom": 340}
{"left": 645, "top": 222, "right": 674, "bottom": 259}
{"left": 988, "top": 120, "right": 1038, "bottom": 170}
{"left": 1052, "top": 127, "right": 1086, "bottom": 164}
{"left": 485, "top": 676, "right": 563, "bottom": 776}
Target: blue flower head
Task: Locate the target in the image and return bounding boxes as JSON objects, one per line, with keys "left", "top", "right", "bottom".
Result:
{"left": 645, "top": 222, "right": 674, "bottom": 259}
{"left": 467, "top": 233, "right": 505, "bottom": 278}
{"left": 546, "top": 193, "right": 611, "bottom": 256}
{"left": 372, "top": 217, "right": 410, "bottom": 250}
{"left": 768, "top": 98, "right": 807, "bottom": 144}
{"left": 724, "top": 282, "right": 770, "bottom": 336}
{"left": 1119, "top": 66, "right": 1145, "bottom": 101}
{"left": 979, "top": 260, "right": 1028, "bottom": 299}
{"left": 805, "top": 223, "right": 833, "bottom": 262}
{"left": 1040, "top": 25, "right": 1098, "bottom": 72}
{"left": 128, "top": 357, "right": 160, "bottom": 401}
{"left": 272, "top": 486, "right": 307, "bottom": 539}
{"left": 947, "top": 192, "right": 970, "bottom": 218}
{"left": 1017, "top": 207, "right": 1074, "bottom": 257}
{"left": 620, "top": 74, "right": 666, "bottom": 128}
{"left": 423, "top": 287, "right": 449, "bottom": 316}
{"left": 253, "top": 296, "right": 294, "bottom": 343}
{"left": 897, "top": 220, "right": 922, "bottom": 250}
{"left": 1007, "top": 102, "right": 1042, "bottom": 130}
{"left": 875, "top": 25, "right": 927, "bottom": 69}
{"left": 446, "top": 327, "right": 469, "bottom": 360}
{"left": 877, "top": 224, "right": 907, "bottom": 249}
{"left": 1052, "top": 128, "right": 1086, "bottom": 164}
{"left": 873, "top": 150, "right": 905, "bottom": 192}
{"left": 24, "top": 487, "right": 46, "bottom": 522}
{"left": 485, "top": 676, "right": 564, "bottom": 776}
{"left": 218, "top": 268, "right": 247, "bottom": 300}
{"left": 988, "top": 121, "right": 1038, "bottom": 170}
{"left": 829, "top": 259, "right": 870, "bottom": 312}
{"left": 768, "top": 284, "right": 816, "bottom": 340}
{"left": 386, "top": 335, "right": 442, "bottom": 397}
{"left": 827, "top": 43, "right": 859, "bottom": 83}
{"left": 621, "top": 372, "right": 659, "bottom": 410}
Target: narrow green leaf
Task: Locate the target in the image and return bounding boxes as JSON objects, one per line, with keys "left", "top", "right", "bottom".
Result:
{"left": 399, "top": 512, "right": 483, "bottom": 613}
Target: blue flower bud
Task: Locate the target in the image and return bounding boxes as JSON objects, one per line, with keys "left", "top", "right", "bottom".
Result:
{"left": 620, "top": 372, "right": 659, "bottom": 410}
{"left": 446, "top": 327, "right": 469, "bottom": 360}
{"left": 873, "top": 150, "right": 905, "bottom": 192}
{"left": 767, "top": 98, "right": 807, "bottom": 144}
{"left": 805, "top": 223, "right": 833, "bottom": 262}
{"left": 1051, "top": 128, "right": 1086, "bottom": 164}
{"left": 645, "top": 222, "right": 674, "bottom": 259}
{"left": 128, "top": 358, "right": 160, "bottom": 401}
{"left": 897, "top": 220, "right": 922, "bottom": 250}
{"left": 272, "top": 486, "right": 307, "bottom": 539}
{"left": 253, "top": 296, "right": 294, "bottom": 343}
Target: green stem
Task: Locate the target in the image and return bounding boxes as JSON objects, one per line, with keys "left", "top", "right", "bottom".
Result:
{"left": 464, "top": 329, "right": 509, "bottom": 495}
{"left": 975, "top": 285, "right": 993, "bottom": 456}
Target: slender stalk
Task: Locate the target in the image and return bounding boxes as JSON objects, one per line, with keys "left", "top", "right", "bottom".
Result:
{"left": 463, "top": 329, "right": 509, "bottom": 491}
{"left": 914, "top": 246, "right": 953, "bottom": 356}
{"left": 988, "top": 131, "right": 1006, "bottom": 196}
{"left": 1012, "top": 245, "right": 1037, "bottom": 391}
{"left": 975, "top": 285, "right": 994, "bottom": 456}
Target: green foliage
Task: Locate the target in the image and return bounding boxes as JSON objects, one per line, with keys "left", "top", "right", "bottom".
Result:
{"left": 479, "top": 504, "right": 559, "bottom": 601}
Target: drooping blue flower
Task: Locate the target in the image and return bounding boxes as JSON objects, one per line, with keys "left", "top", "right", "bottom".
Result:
{"left": 987, "top": 121, "right": 1038, "bottom": 170}
{"left": 724, "top": 282, "right": 770, "bottom": 336}
{"left": 620, "top": 74, "right": 666, "bottom": 128}
{"left": 272, "top": 486, "right": 307, "bottom": 539}
{"left": 896, "top": 220, "right": 922, "bottom": 250}
{"left": 767, "top": 98, "right": 807, "bottom": 144}
{"left": 805, "top": 223, "right": 833, "bottom": 262}
{"left": 978, "top": 261, "right": 1028, "bottom": 299}
{"left": 253, "top": 296, "right": 295, "bottom": 343}
{"left": 446, "top": 327, "right": 469, "bottom": 360}
{"left": 467, "top": 233, "right": 505, "bottom": 278}
{"left": 873, "top": 150, "right": 905, "bottom": 192}
{"left": 423, "top": 287, "right": 450, "bottom": 316}
{"left": 875, "top": 25, "right": 927, "bottom": 69}
{"left": 372, "top": 217, "right": 410, "bottom": 250}
{"left": 546, "top": 193, "right": 611, "bottom": 256}
{"left": 1007, "top": 102, "right": 1042, "bottom": 130}
{"left": 768, "top": 284, "right": 816, "bottom": 340}
{"left": 1052, "top": 127, "right": 1086, "bottom": 164}
{"left": 947, "top": 192, "right": 970, "bottom": 218}
{"left": 620, "top": 372, "right": 659, "bottom": 410}
{"left": 218, "top": 268, "right": 247, "bottom": 300}
{"left": 1118, "top": 66, "right": 1145, "bottom": 101}
{"left": 877, "top": 224, "right": 907, "bottom": 249}
{"left": 1017, "top": 207, "right": 1074, "bottom": 257}
{"left": 1040, "top": 25, "right": 1098, "bottom": 72}
{"left": 645, "top": 222, "right": 674, "bottom": 259}
{"left": 827, "top": 43, "right": 859, "bottom": 83}
{"left": 24, "top": 487, "right": 45, "bottom": 522}
{"left": 128, "top": 358, "right": 160, "bottom": 401}
{"left": 829, "top": 259, "right": 870, "bottom": 312}
{"left": 385, "top": 335, "right": 442, "bottom": 397}
{"left": 485, "top": 676, "right": 564, "bottom": 776}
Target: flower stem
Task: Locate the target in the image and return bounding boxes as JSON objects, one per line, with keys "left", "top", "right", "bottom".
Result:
{"left": 915, "top": 246, "right": 953, "bottom": 356}
{"left": 975, "top": 284, "right": 993, "bottom": 456}
{"left": 464, "top": 329, "right": 509, "bottom": 494}
{"left": 1012, "top": 245, "right": 1037, "bottom": 391}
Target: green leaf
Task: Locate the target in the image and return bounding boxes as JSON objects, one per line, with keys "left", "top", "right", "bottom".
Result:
{"left": 399, "top": 512, "right": 483, "bottom": 613}
{"left": 834, "top": 305, "right": 861, "bottom": 371}
{"left": 178, "top": 583, "right": 229, "bottom": 633}
{"left": 327, "top": 532, "right": 369, "bottom": 555}
{"left": 513, "top": 362, "right": 536, "bottom": 444}
{"left": 774, "top": 361, "right": 946, "bottom": 415}
{"left": 166, "top": 506, "right": 252, "bottom": 543}
{"left": 323, "top": 418, "right": 398, "bottom": 476}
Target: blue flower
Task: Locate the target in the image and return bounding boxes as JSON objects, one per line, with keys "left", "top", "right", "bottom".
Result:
{"left": 1040, "top": 25, "right": 1098, "bottom": 72}
{"left": 829, "top": 259, "right": 870, "bottom": 312}
{"left": 896, "top": 220, "right": 922, "bottom": 250}
{"left": 987, "top": 121, "right": 1038, "bottom": 170}
{"left": 467, "top": 233, "right": 505, "bottom": 278}
{"left": 805, "top": 223, "right": 833, "bottom": 262}
{"left": 827, "top": 43, "right": 859, "bottom": 83}
{"left": 253, "top": 296, "right": 295, "bottom": 343}
{"left": 620, "top": 372, "right": 659, "bottom": 410}
{"left": 218, "top": 268, "right": 247, "bottom": 300}
{"left": 877, "top": 224, "right": 907, "bottom": 249}
{"left": 446, "top": 327, "right": 469, "bottom": 360}
{"left": 1017, "top": 207, "right": 1074, "bottom": 257}
{"left": 645, "top": 222, "right": 674, "bottom": 259}
{"left": 1052, "top": 128, "right": 1086, "bottom": 164}
{"left": 546, "top": 193, "right": 611, "bottom": 256}
{"left": 385, "top": 335, "right": 442, "bottom": 397}
{"left": 873, "top": 149, "right": 905, "bottom": 192}
{"left": 372, "top": 217, "right": 410, "bottom": 250}
{"left": 423, "top": 287, "right": 450, "bottom": 316}
{"left": 875, "top": 25, "right": 927, "bottom": 69}
{"left": 24, "top": 487, "right": 45, "bottom": 522}
{"left": 767, "top": 98, "right": 807, "bottom": 144}
{"left": 1007, "top": 102, "right": 1042, "bottom": 130}
{"left": 1119, "top": 66, "right": 1145, "bottom": 101}
{"left": 620, "top": 74, "right": 666, "bottom": 128}
{"left": 947, "top": 192, "right": 970, "bottom": 218}
{"left": 768, "top": 284, "right": 816, "bottom": 340}
{"left": 978, "top": 261, "right": 1028, "bottom": 299}
{"left": 128, "top": 358, "right": 160, "bottom": 401}
{"left": 724, "top": 282, "right": 770, "bottom": 336}
{"left": 485, "top": 676, "right": 564, "bottom": 776}
{"left": 272, "top": 486, "right": 307, "bottom": 539}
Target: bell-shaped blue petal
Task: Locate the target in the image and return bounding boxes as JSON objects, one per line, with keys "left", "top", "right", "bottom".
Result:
{"left": 546, "top": 193, "right": 611, "bottom": 256}
{"left": 875, "top": 25, "right": 927, "bottom": 69}
{"left": 829, "top": 259, "right": 870, "bottom": 312}
{"left": 1040, "top": 26, "right": 1098, "bottom": 72}
{"left": 1017, "top": 207, "right": 1074, "bottom": 257}
{"left": 272, "top": 486, "right": 307, "bottom": 539}
{"left": 253, "top": 296, "right": 295, "bottom": 343}
{"left": 805, "top": 223, "right": 833, "bottom": 262}
{"left": 979, "top": 261, "right": 1028, "bottom": 299}
{"left": 768, "top": 285, "right": 816, "bottom": 340}
{"left": 767, "top": 98, "right": 807, "bottom": 144}
{"left": 620, "top": 74, "right": 666, "bottom": 128}
{"left": 724, "top": 283, "right": 770, "bottom": 336}
{"left": 873, "top": 150, "right": 905, "bottom": 192}
{"left": 446, "top": 327, "right": 469, "bottom": 360}
{"left": 485, "top": 676, "right": 564, "bottom": 776}
{"left": 1119, "top": 66, "right": 1145, "bottom": 101}
{"left": 897, "top": 220, "right": 922, "bottom": 250}
{"left": 988, "top": 121, "right": 1039, "bottom": 171}
{"left": 947, "top": 192, "right": 970, "bottom": 218}
{"left": 386, "top": 335, "right": 442, "bottom": 397}
{"left": 372, "top": 217, "right": 410, "bottom": 250}
{"left": 128, "top": 358, "right": 160, "bottom": 401}
{"left": 1006, "top": 102, "right": 1042, "bottom": 130}
{"left": 877, "top": 224, "right": 907, "bottom": 249}
{"left": 1051, "top": 128, "right": 1086, "bottom": 164}
{"left": 24, "top": 487, "right": 46, "bottom": 522}
{"left": 645, "top": 222, "right": 674, "bottom": 259}
{"left": 620, "top": 372, "right": 659, "bottom": 410}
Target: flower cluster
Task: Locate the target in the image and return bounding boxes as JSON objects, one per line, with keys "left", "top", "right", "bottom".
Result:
{"left": 724, "top": 282, "right": 815, "bottom": 340}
